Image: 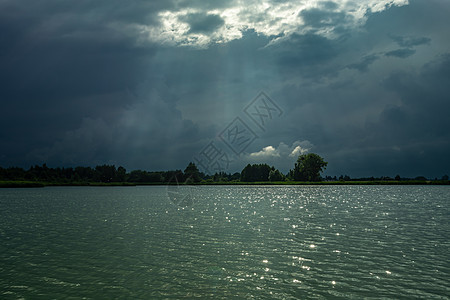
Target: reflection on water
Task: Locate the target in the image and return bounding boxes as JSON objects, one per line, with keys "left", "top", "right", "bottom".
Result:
{"left": 0, "top": 186, "right": 449, "bottom": 299}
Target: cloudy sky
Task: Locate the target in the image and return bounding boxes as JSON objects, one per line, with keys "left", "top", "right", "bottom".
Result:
{"left": 1, "top": 0, "right": 449, "bottom": 178}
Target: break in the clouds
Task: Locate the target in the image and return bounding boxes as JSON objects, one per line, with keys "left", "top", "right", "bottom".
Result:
{"left": 1, "top": 0, "right": 450, "bottom": 178}
{"left": 232, "top": 141, "right": 313, "bottom": 173}
{"left": 248, "top": 141, "right": 312, "bottom": 160}
{"left": 141, "top": 0, "right": 409, "bottom": 47}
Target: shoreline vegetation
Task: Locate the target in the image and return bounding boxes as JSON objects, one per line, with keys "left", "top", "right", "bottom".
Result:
{"left": 1, "top": 180, "right": 449, "bottom": 188}
{"left": 1, "top": 153, "right": 449, "bottom": 188}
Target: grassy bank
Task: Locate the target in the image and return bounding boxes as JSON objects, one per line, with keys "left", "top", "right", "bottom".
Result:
{"left": 0, "top": 181, "right": 45, "bottom": 188}
{"left": 140, "top": 180, "right": 450, "bottom": 186}
{"left": 1, "top": 180, "right": 449, "bottom": 188}
{"left": 0, "top": 181, "right": 136, "bottom": 188}
{"left": 43, "top": 182, "right": 136, "bottom": 187}
{"left": 190, "top": 180, "right": 450, "bottom": 185}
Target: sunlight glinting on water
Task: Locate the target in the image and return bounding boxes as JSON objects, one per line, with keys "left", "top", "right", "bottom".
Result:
{"left": 0, "top": 186, "right": 449, "bottom": 299}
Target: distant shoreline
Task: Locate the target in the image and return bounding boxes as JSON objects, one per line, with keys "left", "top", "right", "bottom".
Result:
{"left": 1, "top": 180, "right": 449, "bottom": 188}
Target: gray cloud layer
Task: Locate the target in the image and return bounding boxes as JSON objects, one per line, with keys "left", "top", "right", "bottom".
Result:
{"left": 1, "top": 0, "right": 449, "bottom": 178}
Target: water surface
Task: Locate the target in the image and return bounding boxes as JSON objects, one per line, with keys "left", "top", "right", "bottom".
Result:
{"left": 1, "top": 186, "right": 449, "bottom": 299}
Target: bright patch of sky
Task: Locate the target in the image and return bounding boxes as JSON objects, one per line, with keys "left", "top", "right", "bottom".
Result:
{"left": 139, "top": 0, "right": 409, "bottom": 47}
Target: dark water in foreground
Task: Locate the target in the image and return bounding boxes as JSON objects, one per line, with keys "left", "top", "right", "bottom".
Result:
{"left": 0, "top": 186, "right": 449, "bottom": 299}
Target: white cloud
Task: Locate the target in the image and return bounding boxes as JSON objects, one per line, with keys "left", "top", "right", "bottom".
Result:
{"left": 289, "top": 140, "right": 313, "bottom": 156}
{"left": 137, "top": 0, "right": 409, "bottom": 48}
{"left": 249, "top": 140, "right": 313, "bottom": 159}
{"left": 289, "top": 145, "right": 309, "bottom": 157}
{"left": 241, "top": 140, "right": 313, "bottom": 172}
{"left": 250, "top": 145, "right": 280, "bottom": 158}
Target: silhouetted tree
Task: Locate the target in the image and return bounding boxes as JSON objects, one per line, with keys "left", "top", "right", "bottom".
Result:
{"left": 291, "top": 153, "right": 327, "bottom": 182}
{"left": 269, "top": 169, "right": 285, "bottom": 181}
{"left": 75, "top": 166, "right": 95, "bottom": 181}
{"left": 94, "top": 165, "right": 117, "bottom": 182}
{"left": 2, "top": 167, "right": 26, "bottom": 181}
{"left": 164, "top": 170, "right": 184, "bottom": 183}
{"left": 213, "top": 172, "right": 227, "bottom": 182}
{"left": 230, "top": 172, "right": 241, "bottom": 181}
{"left": 240, "top": 164, "right": 272, "bottom": 182}
{"left": 127, "top": 170, "right": 164, "bottom": 183}
{"left": 117, "top": 166, "right": 127, "bottom": 182}
{"left": 184, "top": 162, "right": 201, "bottom": 183}
{"left": 128, "top": 170, "right": 148, "bottom": 182}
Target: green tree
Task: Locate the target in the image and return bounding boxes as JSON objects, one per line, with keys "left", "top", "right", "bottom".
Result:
{"left": 213, "top": 172, "right": 231, "bottom": 182}
{"left": 240, "top": 164, "right": 272, "bottom": 182}
{"left": 184, "top": 162, "right": 201, "bottom": 183}
{"left": 292, "top": 153, "right": 328, "bottom": 182}
{"left": 163, "top": 170, "right": 184, "bottom": 183}
{"left": 240, "top": 164, "right": 252, "bottom": 182}
{"left": 268, "top": 169, "right": 285, "bottom": 182}
{"left": 94, "top": 165, "right": 117, "bottom": 182}
{"left": 230, "top": 172, "right": 241, "bottom": 181}
{"left": 75, "top": 166, "right": 95, "bottom": 182}
{"left": 116, "top": 166, "right": 127, "bottom": 182}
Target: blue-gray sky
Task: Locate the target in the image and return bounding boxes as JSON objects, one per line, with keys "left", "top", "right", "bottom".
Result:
{"left": 1, "top": 0, "right": 449, "bottom": 178}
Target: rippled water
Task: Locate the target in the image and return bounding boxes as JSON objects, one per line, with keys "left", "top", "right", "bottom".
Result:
{"left": 0, "top": 186, "right": 449, "bottom": 299}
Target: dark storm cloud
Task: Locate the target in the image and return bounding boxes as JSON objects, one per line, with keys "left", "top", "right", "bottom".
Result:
{"left": 0, "top": 0, "right": 449, "bottom": 179}
{"left": 385, "top": 48, "right": 416, "bottom": 58}
{"left": 383, "top": 35, "right": 431, "bottom": 58}
{"left": 27, "top": 90, "right": 204, "bottom": 170}
{"left": 0, "top": 0, "right": 188, "bottom": 169}
{"left": 347, "top": 54, "right": 380, "bottom": 72}
{"left": 299, "top": 7, "right": 347, "bottom": 29}
{"left": 359, "top": 54, "right": 450, "bottom": 176}
{"left": 276, "top": 33, "right": 339, "bottom": 64}
{"left": 264, "top": 0, "right": 450, "bottom": 178}
{"left": 321, "top": 52, "right": 450, "bottom": 177}
{"left": 181, "top": 13, "right": 225, "bottom": 34}
{"left": 390, "top": 35, "right": 431, "bottom": 48}
{"left": 381, "top": 53, "right": 450, "bottom": 134}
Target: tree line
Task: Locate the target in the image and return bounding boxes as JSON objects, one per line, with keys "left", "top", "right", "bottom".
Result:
{"left": 0, "top": 153, "right": 328, "bottom": 184}
{"left": 1, "top": 153, "right": 446, "bottom": 184}
{"left": 0, "top": 164, "right": 177, "bottom": 184}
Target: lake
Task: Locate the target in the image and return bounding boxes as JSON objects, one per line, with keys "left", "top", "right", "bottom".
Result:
{"left": 0, "top": 186, "right": 449, "bottom": 299}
